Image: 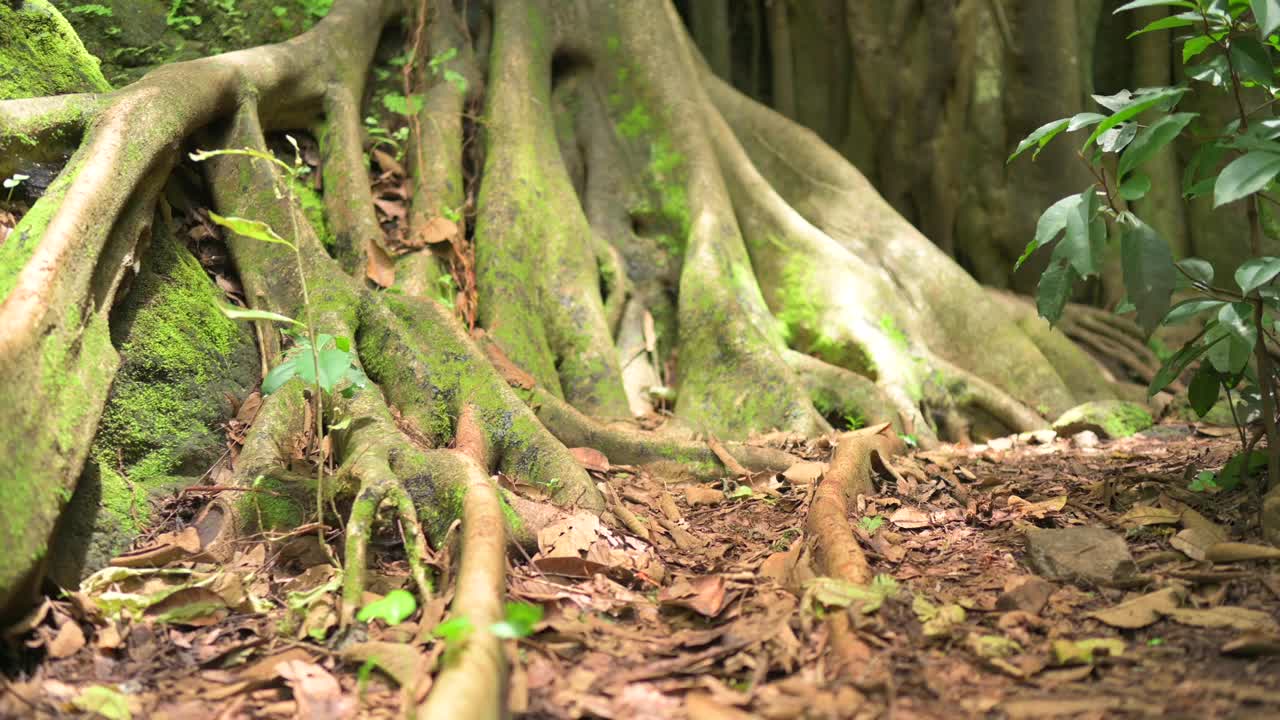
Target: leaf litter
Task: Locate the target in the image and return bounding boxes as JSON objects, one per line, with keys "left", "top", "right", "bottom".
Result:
{"left": 4, "top": 424, "right": 1280, "bottom": 718}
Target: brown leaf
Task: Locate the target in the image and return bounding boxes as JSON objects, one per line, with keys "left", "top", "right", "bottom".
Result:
{"left": 537, "top": 512, "right": 603, "bottom": 558}
{"left": 1087, "top": 587, "right": 1183, "bottom": 629}
{"left": 782, "top": 461, "right": 825, "bottom": 485}
{"left": 1118, "top": 504, "right": 1180, "bottom": 528}
{"left": 1006, "top": 495, "right": 1067, "bottom": 519}
{"left": 373, "top": 197, "right": 406, "bottom": 222}
{"left": 47, "top": 620, "right": 85, "bottom": 659}
{"left": 531, "top": 556, "right": 612, "bottom": 579}
{"left": 570, "top": 447, "right": 610, "bottom": 473}
{"left": 371, "top": 148, "right": 404, "bottom": 177}
{"left": 110, "top": 526, "right": 205, "bottom": 568}
{"left": 144, "top": 587, "right": 228, "bottom": 627}
{"left": 659, "top": 575, "right": 728, "bottom": 617}
{"left": 1203, "top": 542, "right": 1280, "bottom": 563}
{"left": 277, "top": 659, "right": 354, "bottom": 720}
{"left": 1165, "top": 606, "right": 1280, "bottom": 633}
{"left": 366, "top": 238, "right": 396, "bottom": 288}
{"left": 236, "top": 391, "right": 263, "bottom": 424}
{"left": 684, "top": 487, "right": 725, "bottom": 506}
{"left": 409, "top": 216, "right": 459, "bottom": 247}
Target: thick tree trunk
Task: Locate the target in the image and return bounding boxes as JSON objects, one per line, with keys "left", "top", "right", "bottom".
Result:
{"left": 0, "top": 8, "right": 1122, "bottom": 708}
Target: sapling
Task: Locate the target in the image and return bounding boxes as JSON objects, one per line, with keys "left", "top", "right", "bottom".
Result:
{"left": 190, "top": 137, "right": 366, "bottom": 556}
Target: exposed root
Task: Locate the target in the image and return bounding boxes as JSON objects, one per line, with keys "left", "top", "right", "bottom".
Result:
{"left": 804, "top": 427, "right": 900, "bottom": 678}
{"left": 416, "top": 406, "right": 508, "bottom": 719}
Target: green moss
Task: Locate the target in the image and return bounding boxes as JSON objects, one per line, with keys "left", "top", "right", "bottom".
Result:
{"left": 1052, "top": 400, "right": 1153, "bottom": 439}
{"left": 773, "top": 252, "right": 875, "bottom": 376}
{"left": 0, "top": 0, "right": 111, "bottom": 100}
{"left": 237, "top": 474, "right": 306, "bottom": 530}
{"left": 289, "top": 176, "right": 333, "bottom": 248}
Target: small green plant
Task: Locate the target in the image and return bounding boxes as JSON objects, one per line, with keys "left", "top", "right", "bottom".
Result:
{"left": 1190, "top": 470, "right": 1221, "bottom": 492}
{"left": 841, "top": 410, "right": 866, "bottom": 430}
{"left": 356, "top": 589, "right": 417, "bottom": 625}
{"left": 296, "top": 0, "right": 332, "bottom": 21}
{"left": 428, "top": 47, "right": 468, "bottom": 94}
{"left": 490, "top": 602, "right": 543, "bottom": 639}
{"left": 190, "top": 137, "right": 366, "bottom": 556}
{"left": 166, "top": 0, "right": 202, "bottom": 30}
{"left": 364, "top": 114, "right": 410, "bottom": 158}
{"left": 858, "top": 515, "right": 886, "bottom": 534}
{"left": 1011, "top": 0, "right": 1280, "bottom": 494}
{"left": 899, "top": 433, "right": 918, "bottom": 448}
{"left": 68, "top": 4, "right": 113, "bottom": 17}
{"left": 3, "top": 173, "right": 28, "bottom": 203}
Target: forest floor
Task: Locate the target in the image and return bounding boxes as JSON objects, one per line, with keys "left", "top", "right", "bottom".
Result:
{"left": 4, "top": 422, "right": 1280, "bottom": 719}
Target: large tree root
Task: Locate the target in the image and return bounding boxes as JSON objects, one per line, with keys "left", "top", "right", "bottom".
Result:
{"left": 0, "top": 0, "right": 1159, "bottom": 708}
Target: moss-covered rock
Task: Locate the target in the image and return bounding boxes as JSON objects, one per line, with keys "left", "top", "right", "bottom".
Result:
{"left": 51, "top": 0, "right": 328, "bottom": 87}
{"left": 0, "top": 0, "right": 111, "bottom": 100}
{"left": 1052, "top": 400, "right": 1153, "bottom": 440}
{"left": 47, "top": 228, "right": 258, "bottom": 583}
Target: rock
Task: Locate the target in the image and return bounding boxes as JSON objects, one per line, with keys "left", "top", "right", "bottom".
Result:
{"left": 1024, "top": 527, "right": 1136, "bottom": 586}
{"left": 1070, "top": 430, "right": 1099, "bottom": 448}
{"left": 1052, "top": 400, "right": 1153, "bottom": 439}
{"left": 0, "top": 0, "right": 111, "bottom": 100}
{"left": 996, "top": 575, "right": 1056, "bottom": 615}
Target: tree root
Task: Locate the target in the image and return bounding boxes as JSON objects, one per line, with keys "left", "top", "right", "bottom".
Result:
{"left": 804, "top": 428, "right": 900, "bottom": 678}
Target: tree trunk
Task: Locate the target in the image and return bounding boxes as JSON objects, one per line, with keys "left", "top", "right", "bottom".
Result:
{"left": 0, "top": 3, "right": 1119, "bottom": 696}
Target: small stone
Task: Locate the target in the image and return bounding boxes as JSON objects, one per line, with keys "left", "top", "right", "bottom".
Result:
{"left": 996, "top": 575, "right": 1056, "bottom": 615}
{"left": 1070, "top": 430, "right": 1099, "bottom": 448}
{"left": 1028, "top": 429, "right": 1057, "bottom": 445}
{"left": 1052, "top": 400, "right": 1153, "bottom": 439}
{"left": 1024, "top": 527, "right": 1136, "bottom": 586}
{"left": 987, "top": 436, "right": 1015, "bottom": 451}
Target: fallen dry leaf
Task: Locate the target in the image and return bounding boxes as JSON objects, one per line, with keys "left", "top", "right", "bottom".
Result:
{"left": 277, "top": 659, "right": 354, "bottom": 720}
{"left": 570, "top": 447, "right": 610, "bottom": 473}
{"left": 537, "top": 513, "right": 603, "bottom": 558}
{"left": 658, "top": 575, "right": 729, "bottom": 617}
{"left": 1087, "top": 587, "right": 1183, "bottom": 629}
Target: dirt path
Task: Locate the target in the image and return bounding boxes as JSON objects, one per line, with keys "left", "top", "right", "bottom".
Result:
{"left": 5, "top": 426, "right": 1280, "bottom": 719}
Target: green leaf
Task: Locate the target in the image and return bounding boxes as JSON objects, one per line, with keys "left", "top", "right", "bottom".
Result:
{"left": 1184, "top": 141, "right": 1228, "bottom": 197}
{"left": 1235, "top": 256, "right": 1280, "bottom": 294}
{"left": 1190, "top": 470, "right": 1220, "bottom": 492}
{"left": 1037, "top": 259, "right": 1077, "bottom": 326}
{"left": 1213, "top": 151, "right": 1280, "bottom": 206}
{"left": 357, "top": 589, "right": 418, "bottom": 625}
{"left": 432, "top": 616, "right": 474, "bottom": 644}
{"left": 72, "top": 686, "right": 132, "bottom": 720}
{"left": 334, "top": 336, "right": 351, "bottom": 352}
{"left": 1188, "top": 363, "right": 1221, "bottom": 416}
{"left": 1083, "top": 87, "right": 1189, "bottom": 151}
{"left": 1254, "top": 0, "right": 1280, "bottom": 39}
{"left": 1018, "top": 193, "right": 1084, "bottom": 269}
{"left": 489, "top": 602, "right": 543, "bottom": 639}
{"left": 1218, "top": 449, "right": 1268, "bottom": 490}
{"left": 1176, "top": 257, "right": 1215, "bottom": 285}
{"left": 382, "top": 93, "right": 424, "bottom": 116}
{"left": 1009, "top": 119, "right": 1070, "bottom": 163}
{"left": 1231, "top": 37, "right": 1275, "bottom": 86}
{"left": 1066, "top": 112, "right": 1107, "bottom": 131}
{"left": 261, "top": 357, "right": 299, "bottom": 394}
{"left": 1127, "top": 13, "right": 1197, "bottom": 38}
{"left": 207, "top": 212, "right": 295, "bottom": 250}
{"left": 1207, "top": 303, "right": 1257, "bottom": 373}
{"left": 1053, "top": 188, "right": 1103, "bottom": 277}
{"left": 1119, "top": 172, "right": 1152, "bottom": 200}
{"left": 443, "top": 69, "right": 468, "bottom": 94}
{"left": 1149, "top": 328, "right": 1221, "bottom": 395}
{"left": 1163, "top": 298, "right": 1225, "bottom": 325}
{"left": 1114, "top": 0, "right": 1196, "bottom": 12}
{"left": 1183, "top": 34, "right": 1217, "bottom": 63}
{"left": 1118, "top": 113, "right": 1197, "bottom": 178}
{"left": 1120, "top": 218, "right": 1177, "bottom": 335}
{"left": 317, "top": 347, "right": 352, "bottom": 391}
{"left": 1097, "top": 123, "right": 1138, "bottom": 153}
{"left": 220, "top": 304, "right": 303, "bottom": 326}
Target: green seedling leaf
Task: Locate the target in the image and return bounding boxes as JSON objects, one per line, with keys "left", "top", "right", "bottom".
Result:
{"left": 382, "top": 93, "right": 424, "bottom": 116}
{"left": 432, "top": 616, "right": 474, "bottom": 644}
{"left": 858, "top": 515, "right": 886, "bottom": 534}
{"left": 220, "top": 304, "right": 303, "bottom": 326}
{"left": 1189, "top": 470, "right": 1220, "bottom": 492}
{"left": 1018, "top": 193, "right": 1085, "bottom": 269}
{"left": 1037, "top": 259, "right": 1077, "bottom": 326}
{"left": 317, "top": 347, "right": 353, "bottom": 392}
{"left": 1118, "top": 113, "right": 1197, "bottom": 179}
{"left": 1176, "top": 257, "right": 1214, "bottom": 286}
{"left": 1255, "top": 0, "right": 1280, "bottom": 39}
{"left": 1082, "top": 87, "right": 1188, "bottom": 151}
{"left": 1230, "top": 36, "right": 1275, "bottom": 86}
{"left": 1119, "top": 172, "right": 1152, "bottom": 200}
{"left": 357, "top": 589, "right": 417, "bottom": 625}
{"left": 2, "top": 173, "right": 29, "bottom": 189}
{"left": 1148, "top": 326, "right": 1221, "bottom": 396}
{"left": 262, "top": 357, "right": 298, "bottom": 394}
{"left": 1119, "top": 217, "right": 1176, "bottom": 336}
{"left": 1162, "top": 299, "right": 1225, "bottom": 326}
{"left": 444, "top": 69, "right": 468, "bottom": 94}
{"left": 1008, "top": 118, "right": 1070, "bottom": 163}
{"left": 72, "top": 685, "right": 132, "bottom": 720}
{"left": 207, "top": 211, "right": 295, "bottom": 250}
{"left": 1113, "top": 0, "right": 1196, "bottom": 12}
{"left": 1187, "top": 363, "right": 1221, "bottom": 417}
{"left": 1236, "top": 256, "right": 1280, "bottom": 295}
{"left": 1207, "top": 303, "right": 1256, "bottom": 374}
{"left": 1218, "top": 449, "right": 1268, "bottom": 490}
{"left": 490, "top": 602, "right": 543, "bottom": 639}
{"left": 728, "top": 485, "right": 754, "bottom": 499}
{"left": 1214, "top": 151, "right": 1280, "bottom": 207}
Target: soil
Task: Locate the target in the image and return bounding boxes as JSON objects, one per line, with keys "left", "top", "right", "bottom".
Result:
{"left": 4, "top": 423, "right": 1279, "bottom": 719}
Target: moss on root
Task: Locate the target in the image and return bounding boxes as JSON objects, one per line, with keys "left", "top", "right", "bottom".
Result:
{"left": 53, "top": 231, "right": 258, "bottom": 577}
{"left": 0, "top": 0, "right": 111, "bottom": 101}
{"left": 1052, "top": 400, "right": 1153, "bottom": 439}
